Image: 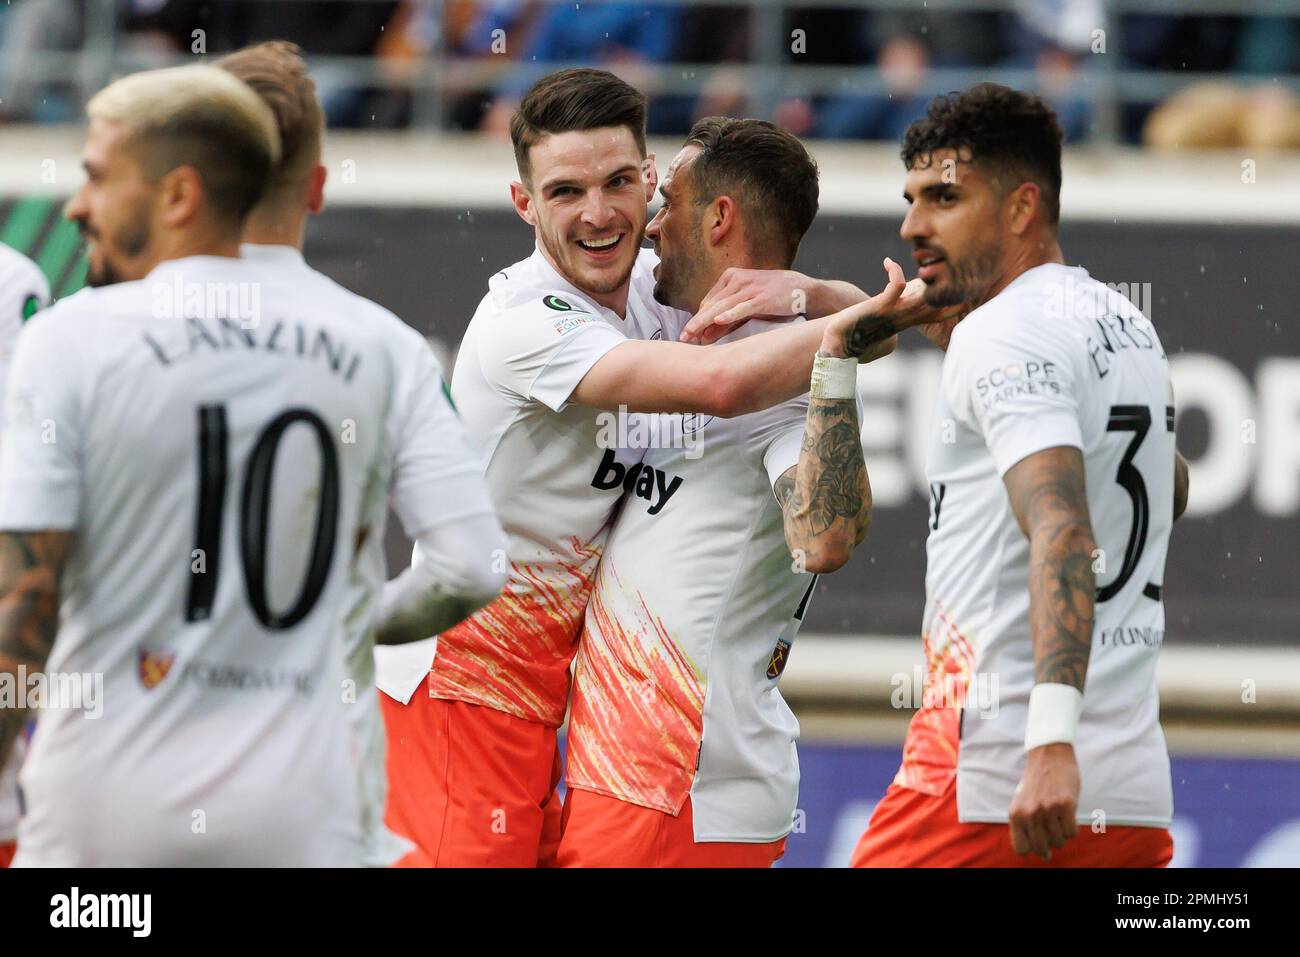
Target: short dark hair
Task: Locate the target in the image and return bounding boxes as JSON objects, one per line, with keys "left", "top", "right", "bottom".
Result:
{"left": 510, "top": 68, "right": 647, "bottom": 183}
{"left": 684, "top": 117, "right": 819, "bottom": 267}
{"left": 216, "top": 42, "right": 324, "bottom": 208}
{"left": 901, "top": 83, "right": 1063, "bottom": 225}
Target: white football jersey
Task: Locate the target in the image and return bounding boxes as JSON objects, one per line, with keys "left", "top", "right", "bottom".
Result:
{"left": 0, "top": 242, "right": 49, "bottom": 845}
{"left": 566, "top": 315, "right": 821, "bottom": 842}
{"left": 417, "top": 245, "right": 679, "bottom": 728}
{"left": 905, "top": 263, "right": 1174, "bottom": 827}
{"left": 0, "top": 254, "right": 405, "bottom": 866}
{"left": 240, "top": 243, "right": 496, "bottom": 867}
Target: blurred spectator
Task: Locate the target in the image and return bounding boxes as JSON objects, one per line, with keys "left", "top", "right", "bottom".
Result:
{"left": 431, "top": 1, "right": 544, "bottom": 130}
{"left": 0, "top": 0, "right": 84, "bottom": 121}
{"left": 773, "top": 8, "right": 1009, "bottom": 142}
{"left": 477, "top": 1, "right": 685, "bottom": 135}
{"left": 1004, "top": 0, "right": 1099, "bottom": 142}
{"left": 811, "top": 33, "right": 934, "bottom": 141}
{"left": 668, "top": 6, "right": 750, "bottom": 133}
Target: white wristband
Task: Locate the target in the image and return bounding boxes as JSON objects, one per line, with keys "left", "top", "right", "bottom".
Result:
{"left": 810, "top": 354, "right": 858, "bottom": 400}
{"left": 1024, "top": 683, "right": 1084, "bottom": 751}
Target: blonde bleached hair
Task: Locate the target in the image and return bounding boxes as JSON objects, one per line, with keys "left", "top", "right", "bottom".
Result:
{"left": 87, "top": 65, "right": 282, "bottom": 226}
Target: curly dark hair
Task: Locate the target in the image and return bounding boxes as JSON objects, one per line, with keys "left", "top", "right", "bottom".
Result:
{"left": 901, "top": 83, "right": 1063, "bottom": 225}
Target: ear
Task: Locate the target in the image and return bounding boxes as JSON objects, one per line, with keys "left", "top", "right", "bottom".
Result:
{"left": 306, "top": 163, "right": 327, "bottom": 215}
{"left": 707, "top": 195, "right": 737, "bottom": 247}
{"left": 509, "top": 180, "right": 537, "bottom": 227}
{"left": 1006, "top": 181, "right": 1040, "bottom": 236}
{"left": 158, "top": 165, "right": 204, "bottom": 229}
{"left": 641, "top": 153, "right": 658, "bottom": 201}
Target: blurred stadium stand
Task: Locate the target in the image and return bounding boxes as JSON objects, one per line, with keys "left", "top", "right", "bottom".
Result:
{"left": 0, "top": 0, "right": 1296, "bottom": 866}
{"left": 1, "top": 0, "right": 1299, "bottom": 145}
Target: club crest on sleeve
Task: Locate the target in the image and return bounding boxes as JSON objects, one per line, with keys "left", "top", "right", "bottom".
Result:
{"left": 766, "top": 637, "right": 792, "bottom": 679}
{"left": 138, "top": 648, "right": 176, "bottom": 690}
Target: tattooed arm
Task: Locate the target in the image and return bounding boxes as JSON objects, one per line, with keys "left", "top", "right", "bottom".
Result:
{"left": 1002, "top": 446, "right": 1096, "bottom": 859}
{"left": 774, "top": 395, "right": 871, "bottom": 574}
{"left": 0, "top": 531, "right": 71, "bottom": 767}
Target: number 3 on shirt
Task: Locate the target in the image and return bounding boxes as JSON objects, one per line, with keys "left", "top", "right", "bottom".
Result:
{"left": 1097, "top": 403, "right": 1172, "bottom": 603}
{"left": 184, "top": 404, "right": 340, "bottom": 629}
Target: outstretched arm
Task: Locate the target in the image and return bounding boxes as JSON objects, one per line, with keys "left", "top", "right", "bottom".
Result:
{"left": 571, "top": 259, "right": 933, "bottom": 417}
{"left": 1002, "top": 445, "right": 1096, "bottom": 860}
{"left": 570, "top": 314, "right": 833, "bottom": 418}
{"left": 0, "top": 530, "right": 71, "bottom": 767}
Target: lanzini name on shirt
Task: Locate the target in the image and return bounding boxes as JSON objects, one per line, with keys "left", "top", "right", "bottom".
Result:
{"left": 142, "top": 316, "right": 363, "bottom": 382}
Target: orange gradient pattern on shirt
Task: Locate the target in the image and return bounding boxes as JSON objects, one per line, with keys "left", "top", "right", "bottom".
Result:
{"left": 565, "top": 561, "right": 705, "bottom": 815}
{"left": 894, "top": 599, "right": 976, "bottom": 795}
{"left": 428, "top": 537, "right": 601, "bottom": 728}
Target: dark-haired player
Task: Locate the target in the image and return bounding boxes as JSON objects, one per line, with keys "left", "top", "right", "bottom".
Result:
{"left": 216, "top": 40, "right": 508, "bottom": 868}
{"left": 830, "top": 84, "right": 1188, "bottom": 867}
{"left": 559, "top": 118, "right": 915, "bottom": 867}
{"left": 376, "top": 68, "right": 933, "bottom": 868}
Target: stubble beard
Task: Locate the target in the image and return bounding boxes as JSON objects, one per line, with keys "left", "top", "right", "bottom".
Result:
{"left": 83, "top": 207, "right": 151, "bottom": 288}
{"left": 923, "top": 239, "right": 1003, "bottom": 310}
{"left": 539, "top": 218, "right": 641, "bottom": 297}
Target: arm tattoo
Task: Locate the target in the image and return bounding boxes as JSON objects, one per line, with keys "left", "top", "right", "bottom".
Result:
{"left": 0, "top": 531, "right": 69, "bottom": 766}
{"left": 802, "top": 418, "right": 868, "bottom": 533}
{"left": 779, "top": 398, "right": 871, "bottom": 562}
{"left": 1004, "top": 449, "right": 1096, "bottom": 692}
{"left": 845, "top": 316, "right": 901, "bottom": 359}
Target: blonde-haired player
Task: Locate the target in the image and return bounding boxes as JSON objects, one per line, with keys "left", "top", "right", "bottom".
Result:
{"left": 0, "top": 64, "right": 401, "bottom": 865}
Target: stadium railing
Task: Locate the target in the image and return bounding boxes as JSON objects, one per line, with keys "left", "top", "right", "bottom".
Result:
{"left": 3, "top": 0, "right": 1298, "bottom": 145}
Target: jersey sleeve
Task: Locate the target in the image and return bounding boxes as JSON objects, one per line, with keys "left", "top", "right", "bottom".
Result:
{"left": 476, "top": 299, "right": 628, "bottom": 412}
{"left": 758, "top": 395, "right": 811, "bottom": 491}
{"left": 0, "top": 254, "right": 52, "bottom": 412}
{"left": 390, "top": 336, "right": 498, "bottom": 539}
{"left": 0, "top": 310, "right": 84, "bottom": 529}
{"left": 945, "top": 309, "right": 1084, "bottom": 477}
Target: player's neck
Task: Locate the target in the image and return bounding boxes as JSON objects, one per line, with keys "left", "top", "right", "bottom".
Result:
{"left": 688, "top": 250, "right": 783, "bottom": 315}
{"left": 582, "top": 284, "right": 631, "bottom": 319}
{"left": 241, "top": 206, "right": 308, "bottom": 252}
{"left": 148, "top": 230, "right": 242, "bottom": 273}
{"left": 980, "top": 236, "right": 1065, "bottom": 308}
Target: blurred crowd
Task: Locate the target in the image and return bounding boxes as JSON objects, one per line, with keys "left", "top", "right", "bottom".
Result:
{"left": 1, "top": 0, "right": 1298, "bottom": 147}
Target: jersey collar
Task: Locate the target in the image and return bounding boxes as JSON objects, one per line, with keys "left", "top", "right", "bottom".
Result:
{"left": 528, "top": 242, "right": 626, "bottom": 322}
{"left": 239, "top": 243, "right": 307, "bottom": 266}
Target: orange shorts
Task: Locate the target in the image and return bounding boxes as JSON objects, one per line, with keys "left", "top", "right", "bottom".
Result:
{"left": 851, "top": 779, "right": 1174, "bottom": 868}
{"left": 0, "top": 841, "right": 13, "bottom": 868}
{"left": 379, "top": 680, "right": 562, "bottom": 868}
{"left": 557, "top": 786, "right": 786, "bottom": 868}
